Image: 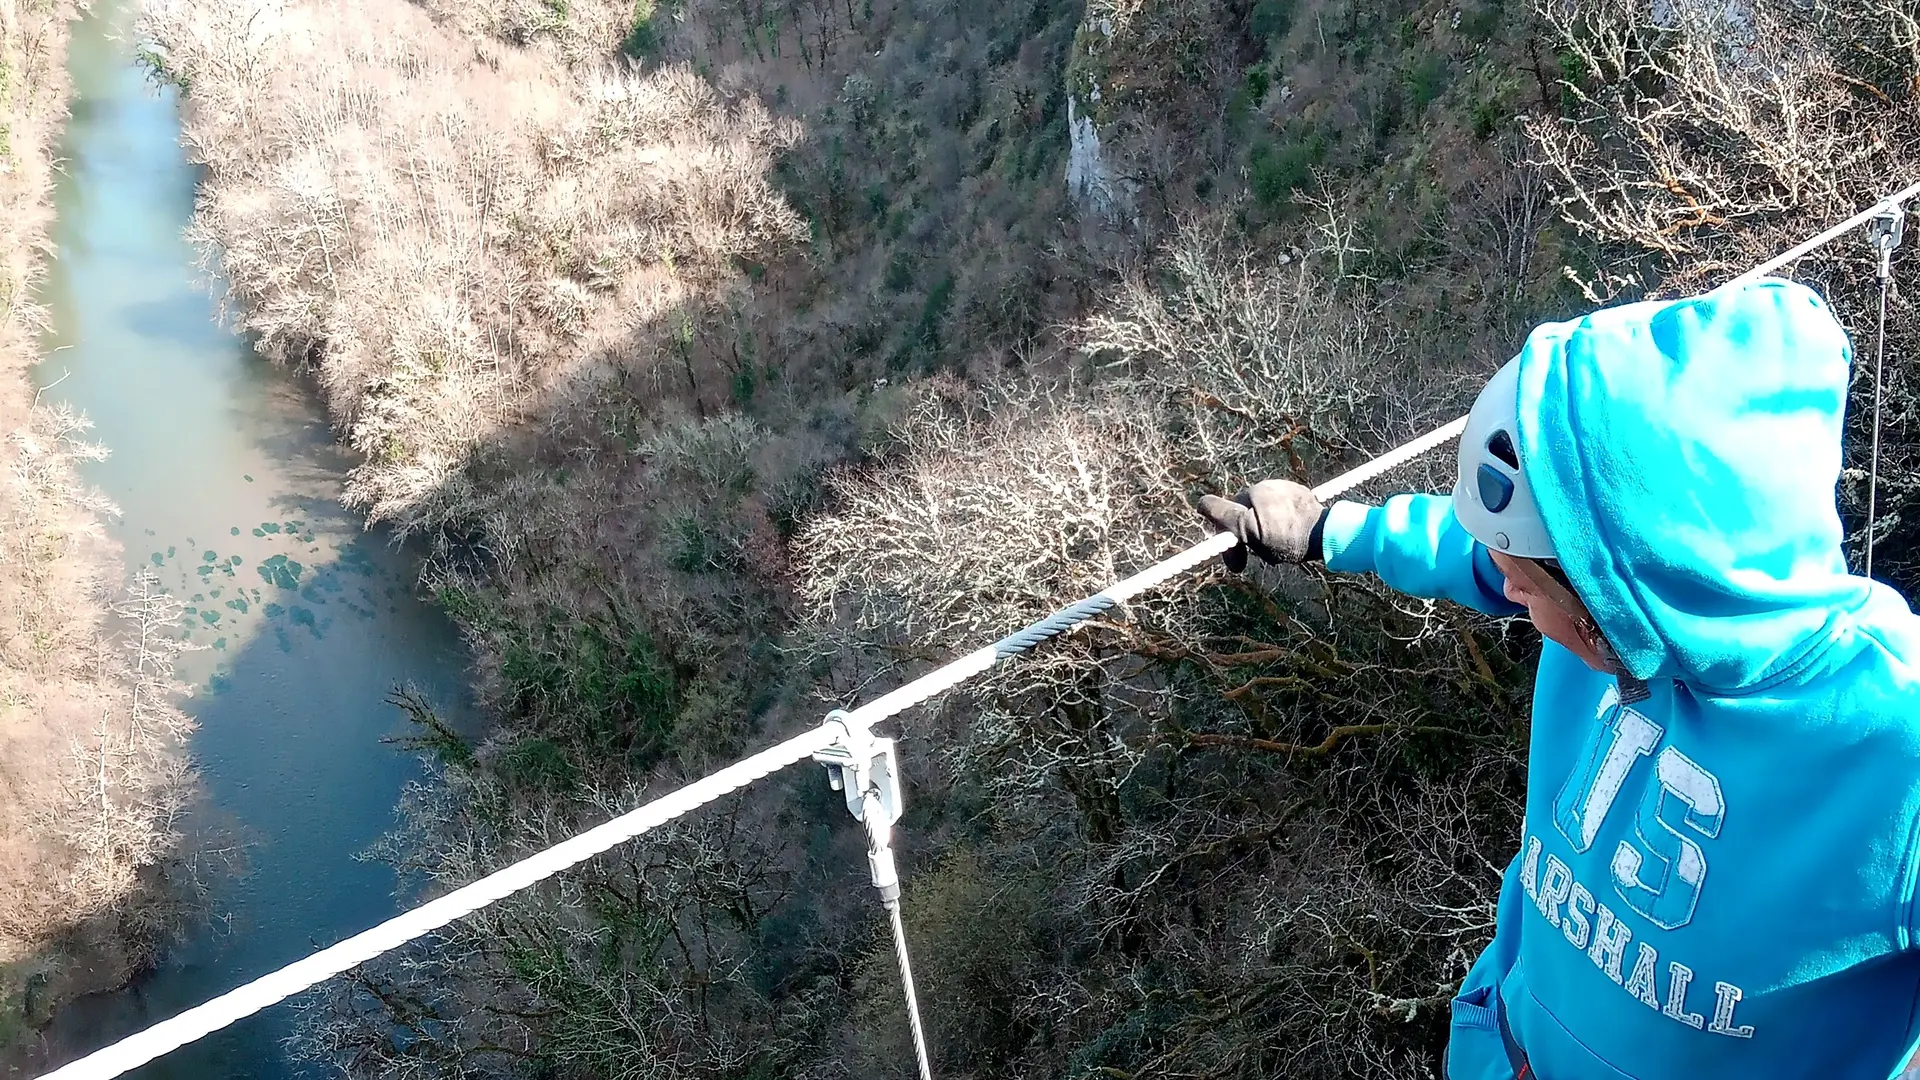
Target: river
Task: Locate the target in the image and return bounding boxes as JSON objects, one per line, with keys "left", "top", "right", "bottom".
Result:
{"left": 19, "top": 2, "right": 474, "bottom": 1077}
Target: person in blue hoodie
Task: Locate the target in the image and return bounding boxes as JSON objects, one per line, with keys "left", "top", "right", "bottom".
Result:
{"left": 1196, "top": 277, "right": 1920, "bottom": 1079}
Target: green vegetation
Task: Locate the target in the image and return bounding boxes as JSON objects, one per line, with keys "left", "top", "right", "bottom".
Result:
{"left": 499, "top": 621, "right": 676, "bottom": 766}
{"left": 498, "top": 737, "right": 577, "bottom": 791}
{"left": 1250, "top": 0, "right": 1297, "bottom": 42}
{"left": 386, "top": 689, "right": 475, "bottom": 767}
{"left": 1250, "top": 125, "right": 1328, "bottom": 207}
{"left": 132, "top": 44, "right": 186, "bottom": 91}
{"left": 620, "top": 0, "right": 678, "bottom": 58}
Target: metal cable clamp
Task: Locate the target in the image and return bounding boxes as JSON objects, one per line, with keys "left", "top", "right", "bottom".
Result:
{"left": 816, "top": 710, "right": 932, "bottom": 1079}
{"left": 1871, "top": 203, "right": 1906, "bottom": 282}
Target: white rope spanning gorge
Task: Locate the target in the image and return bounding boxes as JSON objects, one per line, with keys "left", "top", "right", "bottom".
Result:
{"left": 35, "top": 186, "right": 1917, "bottom": 1080}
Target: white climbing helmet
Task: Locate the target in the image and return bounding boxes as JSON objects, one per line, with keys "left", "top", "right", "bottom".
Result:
{"left": 1451, "top": 358, "right": 1556, "bottom": 559}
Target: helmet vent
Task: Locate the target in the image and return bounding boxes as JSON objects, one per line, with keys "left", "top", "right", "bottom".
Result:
{"left": 1487, "top": 429, "right": 1519, "bottom": 469}
{"left": 1476, "top": 464, "right": 1515, "bottom": 513}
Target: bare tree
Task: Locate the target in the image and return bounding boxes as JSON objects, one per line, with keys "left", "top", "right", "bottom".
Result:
{"left": 792, "top": 235, "right": 1530, "bottom": 1078}
{"left": 54, "top": 573, "right": 198, "bottom": 918}
{"left": 1525, "top": 0, "right": 1918, "bottom": 291}
{"left": 142, "top": 0, "right": 808, "bottom": 539}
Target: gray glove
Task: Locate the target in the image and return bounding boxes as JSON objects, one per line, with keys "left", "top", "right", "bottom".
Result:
{"left": 1196, "top": 480, "right": 1328, "bottom": 572}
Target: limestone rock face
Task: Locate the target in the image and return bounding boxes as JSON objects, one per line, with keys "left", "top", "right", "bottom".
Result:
{"left": 1064, "top": 13, "right": 1126, "bottom": 221}
{"left": 1650, "top": 0, "right": 1759, "bottom": 60}
{"left": 1066, "top": 91, "right": 1117, "bottom": 217}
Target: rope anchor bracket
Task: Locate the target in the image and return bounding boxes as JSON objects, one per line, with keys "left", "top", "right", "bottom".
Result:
{"left": 813, "top": 710, "right": 905, "bottom": 898}
{"left": 814, "top": 711, "right": 933, "bottom": 1079}
{"left": 1871, "top": 203, "right": 1906, "bottom": 281}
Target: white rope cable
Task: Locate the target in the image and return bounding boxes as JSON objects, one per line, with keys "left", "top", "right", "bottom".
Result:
{"left": 35, "top": 186, "right": 1920, "bottom": 1080}
{"left": 1726, "top": 180, "right": 1920, "bottom": 288}
{"left": 1868, "top": 246, "right": 1895, "bottom": 579}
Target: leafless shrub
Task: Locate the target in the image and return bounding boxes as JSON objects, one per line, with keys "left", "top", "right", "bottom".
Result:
{"left": 1526, "top": 0, "right": 1920, "bottom": 292}
{"left": 1526, "top": 0, "right": 1920, "bottom": 585}
{"left": 1450, "top": 152, "right": 1556, "bottom": 310}
{"left": 0, "top": 421, "right": 199, "bottom": 977}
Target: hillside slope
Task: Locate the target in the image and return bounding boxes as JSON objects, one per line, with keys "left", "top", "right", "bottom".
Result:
{"left": 144, "top": 0, "right": 1920, "bottom": 1076}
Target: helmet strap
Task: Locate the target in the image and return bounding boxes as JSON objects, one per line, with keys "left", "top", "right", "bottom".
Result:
{"left": 1577, "top": 615, "right": 1650, "bottom": 704}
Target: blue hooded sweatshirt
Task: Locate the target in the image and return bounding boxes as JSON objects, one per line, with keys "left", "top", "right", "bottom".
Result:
{"left": 1317, "top": 278, "right": 1920, "bottom": 1079}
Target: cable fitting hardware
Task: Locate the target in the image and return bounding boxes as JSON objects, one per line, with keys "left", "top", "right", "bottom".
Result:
{"left": 815, "top": 711, "right": 935, "bottom": 1078}
{"left": 814, "top": 710, "right": 904, "bottom": 898}
{"left": 1871, "top": 203, "right": 1906, "bottom": 283}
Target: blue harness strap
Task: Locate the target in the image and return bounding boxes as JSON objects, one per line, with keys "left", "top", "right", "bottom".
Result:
{"left": 1497, "top": 1002, "right": 1535, "bottom": 1080}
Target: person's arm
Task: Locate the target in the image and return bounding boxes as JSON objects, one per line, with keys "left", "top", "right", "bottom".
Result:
{"left": 1319, "top": 493, "right": 1521, "bottom": 617}
{"left": 1197, "top": 481, "right": 1519, "bottom": 616}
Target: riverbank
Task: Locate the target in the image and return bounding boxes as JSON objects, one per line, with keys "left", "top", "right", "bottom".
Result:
{"left": 12, "top": 1, "right": 478, "bottom": 1073}
{"left": 0, "top": 0, "right": 197, "bottom": 1053}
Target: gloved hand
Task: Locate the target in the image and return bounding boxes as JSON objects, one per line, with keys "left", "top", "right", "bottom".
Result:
{"left": 1196, "top": 480, "right": 1328, "bottom": 572}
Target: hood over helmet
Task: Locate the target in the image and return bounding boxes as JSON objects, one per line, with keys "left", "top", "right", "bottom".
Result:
{"left": 1513, "top": 277, "right": 1870, "bottom": 693}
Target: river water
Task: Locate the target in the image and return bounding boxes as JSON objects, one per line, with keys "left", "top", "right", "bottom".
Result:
{"left": 20, "top": 3, "right": 473, "bottom": 1077}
